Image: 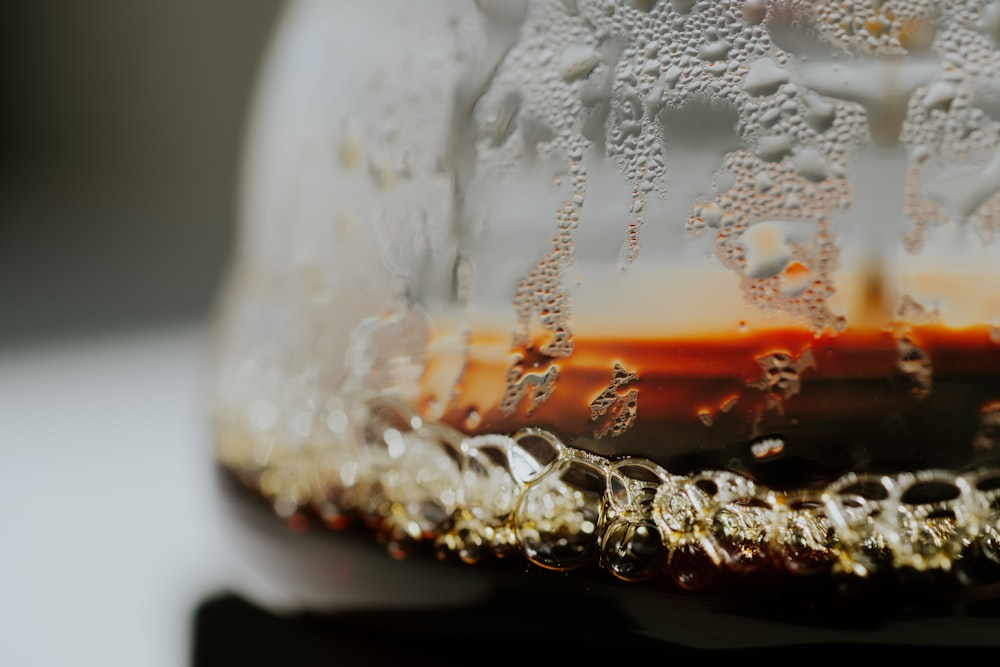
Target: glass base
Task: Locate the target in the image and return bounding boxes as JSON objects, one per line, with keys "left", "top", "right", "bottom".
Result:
{"left": 211, "top": 468, "right": 1000, "bottom": 652}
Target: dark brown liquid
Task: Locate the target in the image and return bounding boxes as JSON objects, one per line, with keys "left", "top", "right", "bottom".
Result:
{"left": 429, "top": 325, "right": 1000, "bottom": 487}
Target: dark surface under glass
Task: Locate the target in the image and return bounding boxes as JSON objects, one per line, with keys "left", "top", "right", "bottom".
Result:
{"left": 194, "top": 472, "right": 1000, "bottom": 664}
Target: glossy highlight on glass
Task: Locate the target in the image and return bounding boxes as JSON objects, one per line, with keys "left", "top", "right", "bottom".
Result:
{"left": 213, "top": 0, "right": 1000, "bottom": 591}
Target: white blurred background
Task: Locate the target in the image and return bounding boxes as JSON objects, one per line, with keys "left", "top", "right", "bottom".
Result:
{"left": 0, "top": 2, "right": 283, "bottom": 665}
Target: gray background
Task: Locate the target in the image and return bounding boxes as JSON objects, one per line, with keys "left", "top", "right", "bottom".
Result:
{"left": 0, "top": 4, "right": 286, "bottom": 665}
{"left": 0, "top": 0, "right": 284, "bottom": 347}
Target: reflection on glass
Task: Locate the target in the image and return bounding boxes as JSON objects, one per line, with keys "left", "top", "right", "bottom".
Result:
{"left": 214, "top": 1, "right": 1000, "bottom": 588}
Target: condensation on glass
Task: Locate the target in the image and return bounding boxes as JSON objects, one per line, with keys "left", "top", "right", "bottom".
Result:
{"left": 213, "top": 1, "right": 1000, "bottom": 586}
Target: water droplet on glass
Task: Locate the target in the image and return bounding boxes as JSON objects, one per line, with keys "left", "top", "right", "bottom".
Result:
{"left": 558, "top": 44, "right": 602, "bottom": 82}
{"left": 744, "top": 57, "right": 791, "bottom": 96}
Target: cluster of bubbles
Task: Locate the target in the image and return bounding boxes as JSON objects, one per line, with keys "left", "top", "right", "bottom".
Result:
{"left": 215, "top": 0, "right": 1000, "bottom": 595}
{"left": 220, "top": 396, "right": 1000, "bottom": 587}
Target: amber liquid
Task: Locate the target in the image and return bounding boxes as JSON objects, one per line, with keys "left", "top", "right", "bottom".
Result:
{"left": 215, "top": 325, "right": 1000, "bottom": 647}
{"left": 426, "top": 325, "right": 1000, "bottom": 488}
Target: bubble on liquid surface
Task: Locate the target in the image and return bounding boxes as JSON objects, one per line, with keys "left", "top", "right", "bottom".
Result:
{"left": 515, "top": 456, "right": 606, "bottom": 569}
{"left": 711, "top": 499, "right": 772, "bottom": 571}
{"left": 357, "top": 400, "right": 465, "bottom": 543}
{"left": 602, "top": 519, "right": 665, "bottom": 580}
{"left": 652, "top": 477, "right": 709, "bottom": 544}
{"left": 608, "top": 457, "right": 667, "bottom": 514}
{"left": 458, "top": 434, "right": 521, "bottom": 522}
{"left": 508, "top": 427, "right": 563, "bottom": 484}
{"left": 824, "top": 473, "right": 894, "bottom": 576}
{"left": 883, "top": 471, "right": 985, "bottom": 571}
{"left": 774, "top": 495, "right": 837, "bottom": 574}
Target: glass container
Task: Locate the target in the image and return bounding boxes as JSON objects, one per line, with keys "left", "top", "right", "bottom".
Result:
{"left": 212, "top": 0, "right": 1000, "bottom": 610}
